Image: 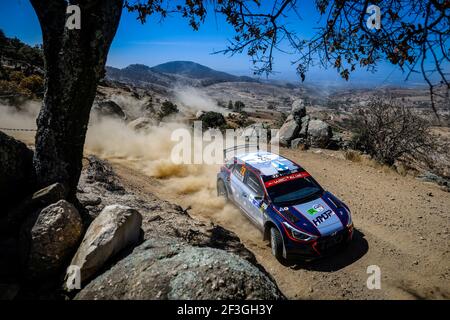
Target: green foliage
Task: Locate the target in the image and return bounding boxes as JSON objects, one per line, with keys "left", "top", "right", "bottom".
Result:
{"left": 159, "top": 100, "right": 179, "bottom": 118}
{"left": 0, "top": 29, "right": 43, "bottom": 68}
{"left": 227, "top": 100, "right": 233, "bottom": 110}
{"left": 199, "top": 111, "right": 226, "bottom": 129}
{"left": 234, "top": 100, "right": 245, "bottom": 112}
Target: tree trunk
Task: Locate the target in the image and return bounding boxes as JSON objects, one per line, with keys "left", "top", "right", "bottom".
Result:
{"left": 30, "top": 0, "right": 123, "bottom": 201}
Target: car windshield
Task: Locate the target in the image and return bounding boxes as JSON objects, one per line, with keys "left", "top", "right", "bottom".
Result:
{"left": 266, "top": 176, "right": 323, "bottom": 205}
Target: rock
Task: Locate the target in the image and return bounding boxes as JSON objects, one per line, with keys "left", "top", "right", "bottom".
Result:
{"left": 20, "top": 200, "right": 83, "bottom": 280}
{"left": 92, "top": 100, "right": 126, "bottom": 120}
{"left": 84, "top": 155, "right": 124, "bottom": 192}
{"left": 75, "top": 237, "right": 284, "bottom": 300}
{"left": 68, "top": 205, "right": 142, "bottom": 284}
{"left": 299, "top": 115, "right": 310, "bottom": 137}
{"left": 291, "top": 138, "right": 308, "bottom": 150}
{"left": 31, "top": 183, "right": 67, "bottom": 206}
{"left": 127, "top": 117, "right": 157, "bottom": 132}
{"left": 291, "top": 99, "right": 306, "bottom": 122}
{"left": 307, "top": 119, "right": 332, "bottom": 148}
{"left": 417, "top": 171, "right": 449, "bottom": 188}
{"left": 274, "top": 119, "right": 300, "bottom": 147}
{"left": 0, "top": 131, "right": 34, "bottom": 211}
{"left": 0, "top": 183, "right": 68, "bottom": 235}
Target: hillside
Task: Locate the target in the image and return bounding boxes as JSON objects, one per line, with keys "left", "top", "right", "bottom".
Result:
{"left": 151, "top": 61, "right": 254, "bottom": 83}
{"left": 106, "top": 61, "right": 256, "bottom": 88}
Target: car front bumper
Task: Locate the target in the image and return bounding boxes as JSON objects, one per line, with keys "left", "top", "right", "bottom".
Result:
{"left": 284, "top": 225, "right": 353, "bottom": 259}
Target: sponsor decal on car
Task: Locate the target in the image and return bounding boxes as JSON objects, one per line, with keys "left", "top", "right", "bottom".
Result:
{"left": 264, "top": 171, "right": 310, "bottom": 188}
{"left": 307, "top": 204, "right": 325, "bottom": 215}
{"left": 311, "top": 210, "right": 335, "bottom": 226}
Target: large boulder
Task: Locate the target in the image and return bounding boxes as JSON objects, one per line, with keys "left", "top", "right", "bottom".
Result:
{"left": 291, "top": 99, "right": 306, "bottom": 122}
{"left": 0, "top": 131, "right": 34, "bottom": 211}
{"left": 20, "top": 200, "right": 83, "bottom": 280}
{"left": 75, "top": 237, "right": 284, "bottom": 300}
{"left": 307, "top": 119, "right": 332, "bottom": 148}
{"left": 92, "top": 100, "right": 126, "bottom": 120}
{"left": 274, "top": 119, "right": 299, "bottom": 147}
{"left": 68, "top": 205, "right": 142, "bottom": 284}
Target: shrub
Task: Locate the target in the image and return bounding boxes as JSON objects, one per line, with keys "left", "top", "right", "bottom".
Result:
{"left": 19, "top": 74, "right": 44, "bottom": 95}
{"left": 344, "top": 150, "right": 362, "bottom": 162}
{"left": 159, "top": 100, "right": 179, "bottom": 118}
{"left": 9, "top": 71, "right": 25, "bottom": 83}
{"left": 351, "top": 98, "right": 438, "bottom": 166}
{"left": 234, "top": 100, "right": 245, "bottom": 112}
{"left": 199, "top": 111, "right": 226, "bottom": 129}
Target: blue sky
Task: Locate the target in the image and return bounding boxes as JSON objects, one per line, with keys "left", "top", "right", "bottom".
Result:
{"left": 0, "top": 0, "right": 431, "bottom": 86}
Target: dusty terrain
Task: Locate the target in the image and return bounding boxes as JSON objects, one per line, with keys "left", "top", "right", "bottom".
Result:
{"left": 110, "top": 148, "right": 450, "bottom": 300}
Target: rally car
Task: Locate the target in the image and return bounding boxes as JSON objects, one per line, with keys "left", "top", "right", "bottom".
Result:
{"left": 217, "top": 149, "right": 353, "bottom": 261}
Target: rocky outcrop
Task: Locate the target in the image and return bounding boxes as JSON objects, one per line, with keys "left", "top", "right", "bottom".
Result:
{"left": 276, "top": 119, "right": 300, "bottom": 147}
{"left": 20, "top": 200, "right": 83, "bottom": 280}
{"left": 83, "top": 155, "right": 124, "bottom": 193}
{"left": 127, "top": 117, "right": 157, "bottom": 132}
{"left": 73, "top": 156, "right": 284, "bottom": 299}
{"left": 92, "top": 100, "right": 126, "bottom": 120}
{"left": 0, "top": 131, "right": 34, "bottom": 211}
{"left": 68, "top": 205, "right": 142, "bottom": 284}
{"left": 272, "top": 99, "right": 333, "bottom": 148}
{"left": 75, "top": 237, "right": 284, "bottom": 300}
{"left": 307, "top": 119, "right": 332, "bottom": 148}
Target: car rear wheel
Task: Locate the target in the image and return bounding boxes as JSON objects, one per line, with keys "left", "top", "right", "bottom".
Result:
{"left": 217, "top": 179, "right": 228, "bottom": 201}
{"left": 270, "top": 227, "right": 283, "bottom": 261}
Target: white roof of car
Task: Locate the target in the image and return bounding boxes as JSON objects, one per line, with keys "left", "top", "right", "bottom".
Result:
{"left": 236, "top": 151, "right": 301, "bottom": 176}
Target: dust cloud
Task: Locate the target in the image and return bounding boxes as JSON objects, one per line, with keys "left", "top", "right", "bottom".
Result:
{"left": 174, "top": 86, "right": 227, "bottom": 115}
{"left": 84, "top": 116, "right": 257, "bottom": 235}
{"left": 0, "top": 98, "right": 258, "bottom": 238}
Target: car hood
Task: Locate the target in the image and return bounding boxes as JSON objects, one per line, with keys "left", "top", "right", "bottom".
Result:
{"left": 274, "top": 192, "right": 349, "bottom": 236}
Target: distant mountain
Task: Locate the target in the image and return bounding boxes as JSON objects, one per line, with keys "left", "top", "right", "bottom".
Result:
{"left": 106, "top": 64, "right": 180, "bottom": 88}
{"left": 105, "top": 61, "right": 255, "bottom": 88}
{"left": 150, "top": 61, "right": 254, "bottom": 83}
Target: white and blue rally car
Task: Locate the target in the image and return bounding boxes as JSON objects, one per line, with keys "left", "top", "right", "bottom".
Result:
{"left": 217, "top": 149, "right": 354, "bottom": 261}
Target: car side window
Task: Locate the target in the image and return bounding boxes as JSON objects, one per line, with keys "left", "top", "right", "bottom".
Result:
{"left": 232, "top": 164, "right": 245, "bottom": 182}
{"left": 246, "top": 171, "right": 264, "bottom": 197}
{"left": 225, "top": 158, "right": 235, "bottom": 170}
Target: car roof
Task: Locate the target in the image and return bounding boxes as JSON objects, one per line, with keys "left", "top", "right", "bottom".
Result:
{"left": 235, "top": 151, "right": 303, "bottom": 177}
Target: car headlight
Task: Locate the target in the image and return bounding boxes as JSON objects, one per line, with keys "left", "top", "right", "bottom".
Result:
{"left": 282, "top": 222, "right": 317, "bottom": 241}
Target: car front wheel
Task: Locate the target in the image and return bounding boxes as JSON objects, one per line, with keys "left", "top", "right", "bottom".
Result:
{"left": 270, "top": 227, "right": 284, "bottom": 261}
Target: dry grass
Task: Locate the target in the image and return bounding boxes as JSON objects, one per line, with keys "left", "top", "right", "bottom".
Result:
{"left": 344, "top": 150, "right": 362, "bottom": 162}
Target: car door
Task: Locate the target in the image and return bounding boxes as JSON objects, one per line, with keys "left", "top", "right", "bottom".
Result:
{"left": 229, "top": 164, "right": 247, "bottom": 209}
{"left": 241, "top": 170, "right": 265, "bottom": 228}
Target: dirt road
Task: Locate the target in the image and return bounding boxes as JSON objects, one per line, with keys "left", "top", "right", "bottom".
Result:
{"left": 110, "top": 147, "right": 450, "bottom": 300}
